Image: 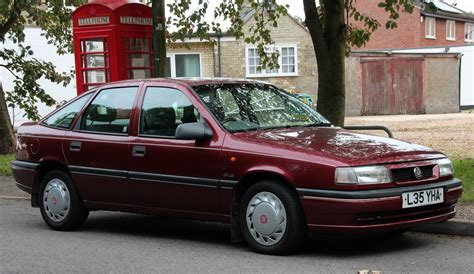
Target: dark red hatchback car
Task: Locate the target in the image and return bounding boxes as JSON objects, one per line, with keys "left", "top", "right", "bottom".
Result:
{"left": 13, "top": 78, "right": 462, "bottom": 254}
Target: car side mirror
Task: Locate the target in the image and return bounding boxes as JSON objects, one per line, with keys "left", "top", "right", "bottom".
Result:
{"left": 175, "top": 121, "right": 213, "bottom": 140}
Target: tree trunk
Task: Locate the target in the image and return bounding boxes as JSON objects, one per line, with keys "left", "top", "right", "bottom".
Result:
{"left": 0, "top": 80, "right": 15, "bottom": 154}
{"left": 316, "top": 38, "right": 346, "bottom": 127}
{"left": 304, "top": 0, "right": 346, "bottom": 127}
{"left": 152, "top": 0, "right": 167, "bottom": 77}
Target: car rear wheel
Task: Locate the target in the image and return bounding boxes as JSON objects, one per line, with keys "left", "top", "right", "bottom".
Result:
{"left": 39, "top": 170, "right": 89, "bottom": 231}
{"left": 239, "top": 181, "right": 306, "bottom": 255}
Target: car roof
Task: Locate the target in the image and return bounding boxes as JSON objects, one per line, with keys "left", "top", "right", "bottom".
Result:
{"left": 102, "top": 77, "right": 271, "bottom": 87}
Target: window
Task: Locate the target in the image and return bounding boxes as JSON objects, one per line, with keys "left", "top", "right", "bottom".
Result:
{"left": 165, "top": 54, "right": 201, "bottom": 77}
{"left": 246, "top": 44, "right": 298, "bottom": 77}
{"left": 466, "top": 23, "right": 474, "bottom": 42}
{"left": 80, "top": 38, "right": 110, "bottom": 91}
{"left": 446, "top": 20, "right": 456, "bottom": 41}
{"left": 43, "top": 93, "right": 92, "bottom": 129}
{"left": 193, "top": 84, "right": 329, "bottom": 133}
{"left": 425, "top": 17, "right": 436, "bottom": 39}
{"left": 126, "top": 37, "right": 153, "bottom": 79}
{"left": 140, "top": 87, "right": 200, "bottom": 137}
{"left": 81, "top": 87, "right": 138, "bottom": 135}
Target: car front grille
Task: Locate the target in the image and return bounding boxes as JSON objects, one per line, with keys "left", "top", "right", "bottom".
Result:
{"left": 391, "top": 165, "right": 435, "bottom": 182}
{"left": 355, "top": 204, "right": 455, "bottom": 225}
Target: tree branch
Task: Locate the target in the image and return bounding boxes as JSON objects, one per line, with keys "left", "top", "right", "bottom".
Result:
{"left": 303, "top": 0, "right": 329, "bottom": 68}
{"left": 0, "top": 64, "right": 22, "bottom": 82}
{"left": 0, "top": 1, "right": 21, "bottom": 41}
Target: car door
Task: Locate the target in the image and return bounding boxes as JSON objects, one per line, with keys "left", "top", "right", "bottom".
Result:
{"left": 64, "top": 85, "right": 140, "bottom": 205}
{"left": 128, "top": 83, "right": 225, "bottom": 214}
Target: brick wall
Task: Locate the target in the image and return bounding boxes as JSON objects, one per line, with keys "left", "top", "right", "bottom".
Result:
{"left": 220, "top": 14, "right": 319, "bottom": 98}
{"left": 351, "top": 0, "right": 472, "bottom": 50}
{"left": 419, "top": 17, "right": 470, "bottom": 47}
{"left": 345, "top": 56, "right": 362, "bottom": 116}
{"left": 350, "top": 0, "right": 422, "bottom": 50}
{"left": 423, "top": 55, "right": 460, "bottom": 114}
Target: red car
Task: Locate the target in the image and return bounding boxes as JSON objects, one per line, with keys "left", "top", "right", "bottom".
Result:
{"left": 12, "top": 79, "right": 462, "bottom": 254}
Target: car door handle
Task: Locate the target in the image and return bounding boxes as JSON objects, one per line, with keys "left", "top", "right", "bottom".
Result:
{"left": 70, "top": 141, "right": 82, "bottom": 152}
{"left": 132, "top": 146, "right": 146, "bottom": 157}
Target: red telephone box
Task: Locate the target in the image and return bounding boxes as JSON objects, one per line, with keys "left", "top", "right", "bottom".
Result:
{"left": 72, "top": 0, "right": 153, "bottom": 95}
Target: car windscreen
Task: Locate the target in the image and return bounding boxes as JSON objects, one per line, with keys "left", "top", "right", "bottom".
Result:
{"left": 192, "top": 83, "right": 330, "bottom": 132}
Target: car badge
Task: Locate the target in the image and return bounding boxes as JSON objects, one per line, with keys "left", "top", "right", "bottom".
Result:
{"left": 413, "top": 167, "right": 423, "bottom": 180}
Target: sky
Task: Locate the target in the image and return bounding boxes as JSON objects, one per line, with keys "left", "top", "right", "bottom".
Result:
{"left": 171, "top": 0, "right": 474, "bottom": 30}
{"left": 280, "top": 0, "right": 474, "bottom": 18}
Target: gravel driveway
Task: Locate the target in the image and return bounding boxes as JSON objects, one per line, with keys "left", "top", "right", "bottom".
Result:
{"left": 346, "top": 113, "right": 474, "bottom": 159}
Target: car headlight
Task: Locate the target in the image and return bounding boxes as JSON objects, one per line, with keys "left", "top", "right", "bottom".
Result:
{"left": 335, "top": 166, "right": 392, "bottom": 185}
{"left": 437, "top": 158, "right": 453, "bottom": 177}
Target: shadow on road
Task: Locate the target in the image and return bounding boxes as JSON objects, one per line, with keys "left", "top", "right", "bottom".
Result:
{"left": 73, "top": 211, "right": 428, "bottom": 257}
{"left": 82, "top": 212, "right": 233, "bottom": 245}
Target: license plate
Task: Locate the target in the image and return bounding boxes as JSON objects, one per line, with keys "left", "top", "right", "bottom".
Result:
{"left": 402, "top": 188, "right": 444, "bottom": 209}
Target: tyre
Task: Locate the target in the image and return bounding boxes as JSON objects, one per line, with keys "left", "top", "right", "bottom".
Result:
{"left": 39, "top": 170, "right": 89, "bottom": 231}
{"left": 239, "top": 181, "right": 306, "bottom": 255}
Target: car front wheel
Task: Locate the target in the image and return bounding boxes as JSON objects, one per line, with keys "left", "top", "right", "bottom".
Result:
{"left": 39, "top": 170, "right": 89, "bottom": 231}
{"left": 239, "top": 181, "right": 306, "bottom": 255}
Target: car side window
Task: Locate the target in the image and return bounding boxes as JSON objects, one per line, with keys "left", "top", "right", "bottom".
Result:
{"left": 43, "top": 93, "right": 93, "bottom": 129}
{"left": 81, "top": 87, "right": 138, "bottom": 135}
{"left": 140, "top": 87, "right": 200, "bottom": 137}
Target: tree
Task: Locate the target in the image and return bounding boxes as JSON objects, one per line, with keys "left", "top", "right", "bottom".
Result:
{"left": 167, "top": 0, "right": 414, "bottom": 126}
{"left": 152, "top": 0, "right": 168, "bottom": 77}
{"left": 0, "top": 0, "right": 84, "bottom": 154}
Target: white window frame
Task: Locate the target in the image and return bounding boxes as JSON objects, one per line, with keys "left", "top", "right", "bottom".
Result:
{"left": 466, "top": 23, "right": 474, "bottom": 42}
{"left": 425, "top": 17, "right": 436, "bottom": 39}
{"left": 166, "top": 52, "right": 202, "bottom": 78}
{"left": 446, "top": 20, "right": 456, "bottom": 41}
{"left": 245, "top": 43, "right": 298, "bottom": 78}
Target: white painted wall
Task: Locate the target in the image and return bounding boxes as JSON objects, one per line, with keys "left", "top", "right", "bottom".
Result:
{"left": 0, "top": 27, "right": 77, "bottom": 127}
{"left": 392, "top": 45, "right": 474, "bottom": 107}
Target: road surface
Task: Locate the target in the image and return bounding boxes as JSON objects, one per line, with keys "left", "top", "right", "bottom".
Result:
{"left": 1, "top": 199, "right": 473, "bottom": 273}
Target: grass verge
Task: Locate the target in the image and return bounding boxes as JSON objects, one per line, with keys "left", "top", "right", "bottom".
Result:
{"left": 453, "top": 159, "right": 474, "bottom": 204}
{"left": 0, "top": 154, "right": 14, "bottom": 176}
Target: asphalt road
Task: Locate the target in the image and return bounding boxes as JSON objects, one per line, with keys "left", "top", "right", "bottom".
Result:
{"left": 1, "top": 199, "right": 473, "bottom": 273}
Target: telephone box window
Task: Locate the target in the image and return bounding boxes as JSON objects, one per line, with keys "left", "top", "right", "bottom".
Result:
{"left": 80, "top": 38, "right": 109, "bottom": 91}
{"left": 126, "top": 37, "right": 153, "bottom": 79}
{"left": 81, "top": 40, "right": 106, "bottom": 52}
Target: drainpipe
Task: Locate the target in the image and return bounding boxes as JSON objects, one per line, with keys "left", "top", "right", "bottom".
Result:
{"left": 217, "top": 35, "right": 222, "bottom": 77}
{"left": 458, "top": 53, "right": 463, "bottom": 112}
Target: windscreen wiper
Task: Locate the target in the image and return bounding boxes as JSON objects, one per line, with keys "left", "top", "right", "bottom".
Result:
{"left": 302, "top": 122, "right": 332, "bottom": 127}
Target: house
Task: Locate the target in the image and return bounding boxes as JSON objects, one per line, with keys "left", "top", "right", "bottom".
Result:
{"left": 166, "top": 5, "right": 318, "bottom": 97}
{"left": 170, "top": 3, "right": 461, "bottom": 116}
{"left": 350, "top": 0, "right": 474, "bottom": 110}
{"left": 351, "top": 0, "right": 474, "bottom": 50}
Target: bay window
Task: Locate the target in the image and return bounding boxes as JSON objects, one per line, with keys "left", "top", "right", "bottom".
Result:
{"left": 246, "top": 44, "right": 298, "bottom": 77}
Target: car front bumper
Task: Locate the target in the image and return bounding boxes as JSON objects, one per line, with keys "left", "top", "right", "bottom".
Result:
{"left": 298, "top": 178, "right": 462, "bottom": 233}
